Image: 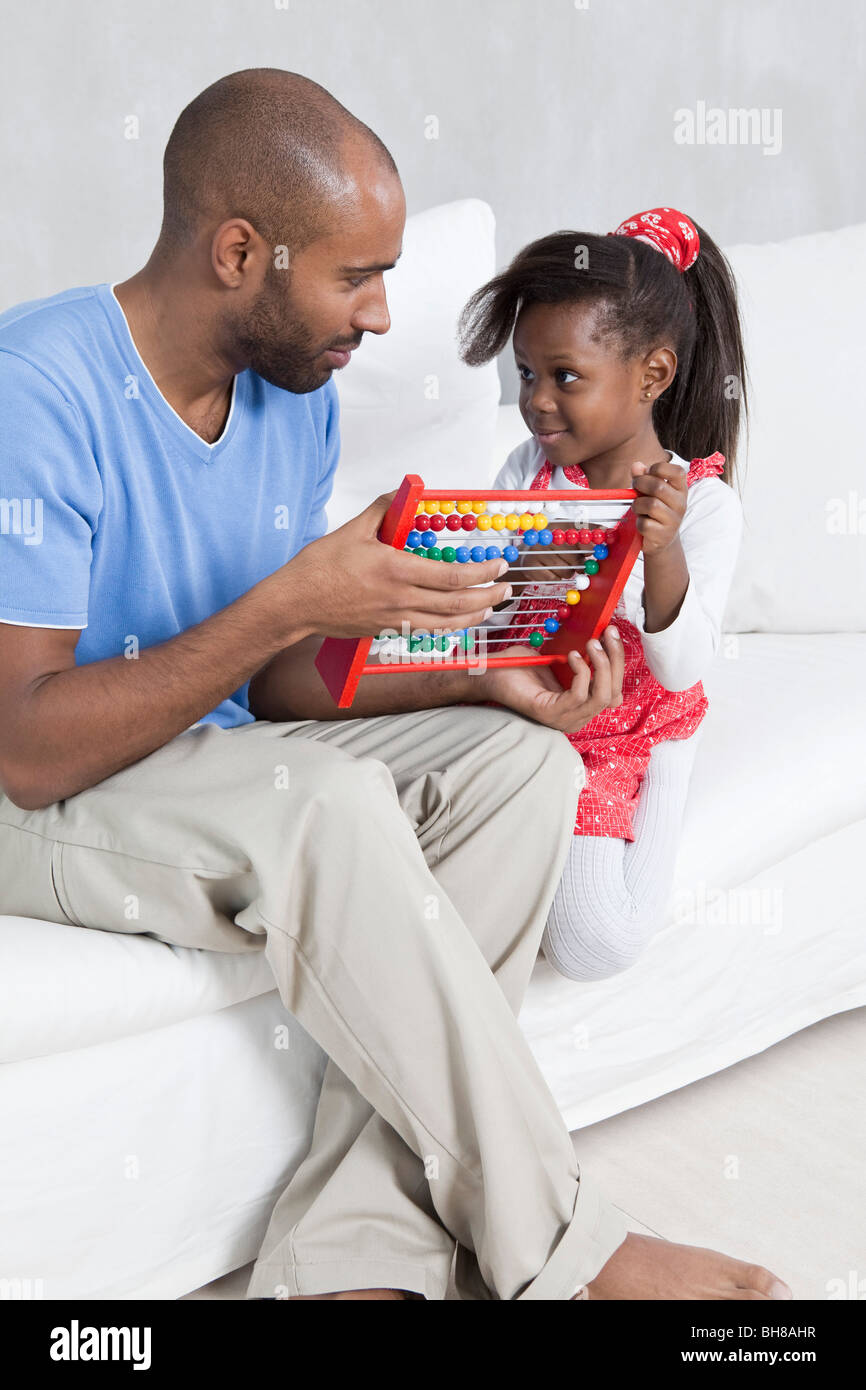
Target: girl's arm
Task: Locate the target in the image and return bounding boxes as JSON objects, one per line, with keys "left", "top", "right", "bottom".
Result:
{"left": 636, "top": 476, "right": 743, "bottom": 692}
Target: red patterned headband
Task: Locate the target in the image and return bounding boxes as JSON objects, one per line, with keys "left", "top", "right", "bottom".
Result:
{"left": 610, "top": 207, "right": 700, "bottom": 272}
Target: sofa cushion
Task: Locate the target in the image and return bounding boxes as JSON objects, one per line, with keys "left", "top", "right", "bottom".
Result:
{"left": 329, "top": 198, "right": 501, "bottom": 529}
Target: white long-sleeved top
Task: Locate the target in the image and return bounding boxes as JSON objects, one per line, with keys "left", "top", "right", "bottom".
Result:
{"left": 487, "top": 439, "right": 743, "bottom": 693}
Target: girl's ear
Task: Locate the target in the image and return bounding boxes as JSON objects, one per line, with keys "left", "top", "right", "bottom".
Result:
{"left": 642, "top": 345, "right": 678, "bottom": 396}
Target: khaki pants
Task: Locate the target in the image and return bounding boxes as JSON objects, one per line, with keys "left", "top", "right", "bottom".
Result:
{"left": 0, "top": 704, "right": 628, "bottom": 1299}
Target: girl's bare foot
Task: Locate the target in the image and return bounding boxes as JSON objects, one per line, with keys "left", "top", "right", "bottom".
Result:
{"left": 579, "top": 1233, "right": 793, "bottom": 1300}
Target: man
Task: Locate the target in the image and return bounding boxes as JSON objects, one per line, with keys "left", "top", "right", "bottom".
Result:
{"left": 0, "top": 69, "right": 790, "bottom": 1301}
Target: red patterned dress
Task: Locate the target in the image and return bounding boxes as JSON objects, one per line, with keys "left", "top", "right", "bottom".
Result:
{"left": 506, "top": 453, "right": 726, "bottom": 841}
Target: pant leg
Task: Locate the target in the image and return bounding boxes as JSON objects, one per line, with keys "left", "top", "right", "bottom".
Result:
{"left": 542, "top": 733, "right": 702, "bottom": 981}
{"left": 0, "top": 705, "right": 628, "bottom": 1299}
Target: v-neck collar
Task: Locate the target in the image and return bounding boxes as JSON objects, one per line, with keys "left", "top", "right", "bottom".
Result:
{"left": 96, "top": 282, "right": 245, "bottom": 461}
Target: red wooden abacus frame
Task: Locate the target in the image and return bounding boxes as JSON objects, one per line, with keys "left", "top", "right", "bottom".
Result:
{"left": 315, "top": 473, "right": 642, "bottom": 709}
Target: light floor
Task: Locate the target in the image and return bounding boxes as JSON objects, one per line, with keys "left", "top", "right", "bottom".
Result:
{"left": 182, "top": 1005, "right": 865, "bottom": 1301}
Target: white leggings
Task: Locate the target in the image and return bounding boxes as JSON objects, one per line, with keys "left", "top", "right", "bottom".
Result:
{"left": 541, "top": 733, "right": 702, "bottom": 982}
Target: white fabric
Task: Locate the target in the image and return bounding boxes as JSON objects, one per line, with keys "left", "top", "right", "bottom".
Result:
{"left": 720, "top": 221, "right": 866, "bottom": 634}
{"left": 329, "top": 198, "right": 500, "bottom": 530}
{"left": 489, "top": 439, "right": 744, "bottom": 690}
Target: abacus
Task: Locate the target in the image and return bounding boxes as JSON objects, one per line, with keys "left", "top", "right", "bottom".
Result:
{"left": 315, "top": 473, "right": 641, "bottom": 708}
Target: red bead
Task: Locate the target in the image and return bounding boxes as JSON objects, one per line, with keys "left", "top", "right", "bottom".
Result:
{"left": 429, "top": 514, "right": 446, "bottom": 531}
{"left": 564, "top": 529, "right": 579, "bottom": 545}
{"left": 445, "top": 513, "right": 463, "bottom": 531}
{"left": 551, "top": 529, "right": 565, "bottom": 545}
{"left": 556, "top": 606, "right": 569, "bottom": 622}
{"left": 461, "top": 514, "right": 477, "bottom": 531}
{"left": 591, "top": 529, "right": 605, "bottom": 544}
{"left": 414, "top": 514, "right": 430, "bottom": 531}
{"left": 578, "top": 529, "right": 592, "bottom": 544}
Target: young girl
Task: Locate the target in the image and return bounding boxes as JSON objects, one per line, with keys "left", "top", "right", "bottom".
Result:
{"left": 458, "top": 206, "right": 745, "bottom": 982}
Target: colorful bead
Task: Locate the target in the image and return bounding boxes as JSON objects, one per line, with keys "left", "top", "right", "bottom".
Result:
{"left": 414, "top": 514, "right": 430, "bottom": 531}
{"left": 503, "top": 545, "right": 519, "bottom": 562}
{"left": 421, "top": 634, "right": 435, "bottom": 652}
{"left": 412, "top": 545, "right": 428, "bottom": 557}
{"left": 472, "top": 501, "right": 487, "bottom": 514}
{"left": 470, "top": 546, "right": 486, "bottom": 562}
{"left": 544, "top": 619, "right": 560, "bottom": 634}
{"left": 566, "top": 590, "right": 581, "bottom": 605}
{"left": 421, "top": 531, "right": 437, "bottom": 548}
{"left": 435, "top": 635, "right": 450, "bottom": 651}
{"left": 439, "top": 500, "right": 455, "bottom": 515}
{"left": 455, "top": 546, "right": 471, "bottom": 563}
{"left": 551, "top": 529, "right": 565, "bottom": 545}
{"left": 593, "top": 544, "right": 608, "bottom": 560}
{"left": 538, "top": 529, "right": 553, "bottom": 546}
{"left": 427, "top": 547, "right": 442, "bottom": 560}
{"left": 485, "top": 546, "right": 501, "bottom": 561}
{"left": 519, "top": 512, "right": 534, "bottom": 531}
{"left": 445, "top": 513, "right": 463, "bottom": 531}
{"left": 556, "top": 606, "right": 569, "bottom": 622}
{"left": 424, "top": 501, "right": 440, "bottom": 514}
{"left": 505, "top": 513, "right": 520, "bottom": 530}
{"left": 529, "top": 631, "right": 545, "bottom": 648}
{"left": 564, "top": 529, "right": 579, "bottom": 545}
{"left": 533, "top": 514, "right": 548, "bottom": 530}
{"left": 441, "top": 546, "right": 456, "bottom": 562}
{"left": 407, "top": 530, "right": 423, "bottom": 549}
{"left": 578, "top": 529, "right": 592, "bottom": 544}
{"left": 456, "top": 500, "right": 473, "bottom": 514}
{"left": 574, "top": 574, "right": 590, "bottom": 590}
{"left": 591, "top": 529, "right": 606, "bottom": 543}
{"left": 523, "top": 530, "right": 539, "bottom": 546}
{"left": 476, "top": 514, "right": 492, "bottom": 531}
{"left": 491, "top": 515, "right": 506, "bottom": 530}
{"left": 461, "top": 514, "right": 478, "bottom": 531}
{"left": 429, "top": 513, "right": 446, "bottom": 531}
{"left": 585, "top": 559, "right": 600, "bottom": 575}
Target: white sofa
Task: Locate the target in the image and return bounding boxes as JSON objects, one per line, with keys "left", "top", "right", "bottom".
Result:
{"left": 2, "top": 202, "right": 864, "bottom": 1299}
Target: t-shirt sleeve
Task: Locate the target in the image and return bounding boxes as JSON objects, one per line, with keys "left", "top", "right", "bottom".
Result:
{"left": 0, "top": 352, "right": 103, "bottom": 628}
{"left": 299, "top": 378, "right": 341, "bottom": 549}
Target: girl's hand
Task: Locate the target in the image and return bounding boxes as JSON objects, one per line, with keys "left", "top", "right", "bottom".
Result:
{"left": 631, "top": 460, "right": 688, "bottom": 557}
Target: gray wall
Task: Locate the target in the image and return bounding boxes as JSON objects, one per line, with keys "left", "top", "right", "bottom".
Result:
{"left": 2, "top": 0, "right": 863, "bottom": 401}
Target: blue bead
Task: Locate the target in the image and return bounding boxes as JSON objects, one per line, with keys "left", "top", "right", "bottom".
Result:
{"left": 594, "top": 544, "right": 608, "bottom": 560}
{"left": 523, "top": 530, "right": 539, "bottom": 546}
{"left": 470, "top": 546, "right": 486, "bottom": 562}
{"left": 455, "top": 546, "right": 471, "bottom": 563}
{"left": 544, "top": 618, "right": 560, "bottom": 633}
{"left": 503, "top": 545, "right": 519, "bottom": 563}
{"left": 421, "top": 531, "right": 437, "bottom": 548}
{"left": 538, "top": 529, "right": 553, "bottom": 546}
{"left": 485, "top": 545, "right": 501, "bottom": 560}
{"left": 407, "top": 530, "right": 423, "bottom": 549}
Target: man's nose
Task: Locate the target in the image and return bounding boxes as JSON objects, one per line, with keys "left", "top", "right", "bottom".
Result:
{"left": 353, "top": 282, "right": 391, "bottom": 337}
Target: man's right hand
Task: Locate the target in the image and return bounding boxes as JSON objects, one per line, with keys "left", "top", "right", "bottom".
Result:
{"left": 271, "top": 492, "right": 514, "bottom": 640}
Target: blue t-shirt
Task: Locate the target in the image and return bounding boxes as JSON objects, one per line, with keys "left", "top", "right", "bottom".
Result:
{"left": 0, "top": 282, "right": 340, "bottom": 727}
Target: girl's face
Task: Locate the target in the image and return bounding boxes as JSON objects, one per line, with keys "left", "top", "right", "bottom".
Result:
{"left": 513, "top": 300, "right": 674, "bottom": 472}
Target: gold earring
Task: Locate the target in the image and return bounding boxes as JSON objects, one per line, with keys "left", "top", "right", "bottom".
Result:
{"left": 644, "top": 390, "right": 653, "bottom": 401}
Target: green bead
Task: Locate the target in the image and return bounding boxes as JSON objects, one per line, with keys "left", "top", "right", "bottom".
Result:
{"left": 529, "top": 631, "right": 545, "bottom": 648}
{"left": 441, "top": 546, "right": 456, "bottom": 563}
{"left": 420, "top": 635, "right": 435, "bottom": 653}
{"left": 409, "top": 634, "right": 424, "bottom": 651}
{"left": 584, "top": 559, "right": 600, "bottom": 575}
{"left": 412, "top": 545, "right": 427, "bottom": 557}
{"left": 435, "top": 635, "right": 450, "bottom": 651}
{"left": 427, "top": 547, "right": 442, "bottom": 560}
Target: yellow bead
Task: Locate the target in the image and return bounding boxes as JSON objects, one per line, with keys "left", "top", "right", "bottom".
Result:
{"left": 533, "top": 513, "right": 548, "bottom": 530}
{"left": 505, "top": 513, "right": 521, "bottom": 530}
{"left": 456, "top": 500, "right": 473, "bottom": 514}
{"left": 476, "top": 514, "right": 492, "bottom": 530}
{"left": 472, "top": 500, "right": 487, "bottom": 514}
{"left": 439, "top": 500, "right": 455, "bottom": 514}
{"left": 491, "top": 515, "right": 506, "bottom": 530}
{"left": 566, "top": 590, "right": 581, "bottom": 605}
{"left": 519, "top": 512, "right": 534, "bottom": 530}
{"left": 424, "top": 500, "right": 440, "bottom": 514}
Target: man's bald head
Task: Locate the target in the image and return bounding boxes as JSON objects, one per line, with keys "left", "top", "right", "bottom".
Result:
{"left": 158, "top": 68, "right": 399, "bottom": 256}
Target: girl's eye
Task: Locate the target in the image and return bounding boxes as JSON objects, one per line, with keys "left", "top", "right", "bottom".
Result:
{"left": 517, "top": 365, "right": 534, "bottom": 382}
{"left": 556, "top": 369, "right": 580, "bottom": 384}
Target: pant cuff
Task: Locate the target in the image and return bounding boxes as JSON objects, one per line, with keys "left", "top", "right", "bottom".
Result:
{"left": 245, "top": 1256, "right": 447, "bottom": 1301}
{"left": 515, "top": 1173, "right": 630, "bottom": 1300}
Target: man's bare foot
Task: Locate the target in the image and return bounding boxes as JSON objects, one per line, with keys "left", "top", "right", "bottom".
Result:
{"left": 579, "top": 1234, "right": 793, "bottom": 1300}
{"left": 287, "top": 1288, "right": 421, "bottom": 1300}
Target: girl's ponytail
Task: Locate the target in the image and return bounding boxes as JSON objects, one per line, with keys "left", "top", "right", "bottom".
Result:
{"left": 652, "top": 223, "right": 748, "bottom": 483}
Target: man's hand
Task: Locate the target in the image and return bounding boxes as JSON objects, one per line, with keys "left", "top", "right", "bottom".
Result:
{"left": 274, "top": 491, "right": 513, "bottom": 639}
{"left": 631, "top": 460, "right": 688, "bottom": 557}
{"left": 477, "top": 625, "right": 624, "bottom": 735}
